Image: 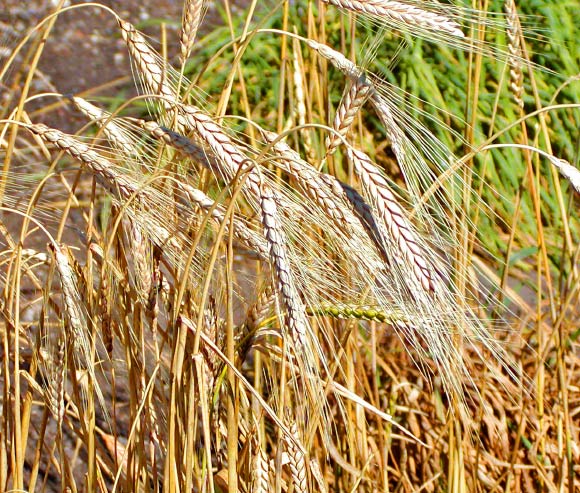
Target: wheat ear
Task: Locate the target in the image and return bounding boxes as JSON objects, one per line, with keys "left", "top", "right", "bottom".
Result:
{"left": 504, "top": 0, "right": 524, "bottom": 108}
{"left": 262, "top": 130, "right": 359, "bottom": 231}
{"left": 259, "top": 183, "right": 310, "bottom": 350}
{"left": 124, "top": 222, "right": 153, "bottom": 303}
{"left": 307, "top": 302, "right": 408, "bottom": 325}
{"left": 284, "top": 423, "right": 308, "bottom": 493}
{"left": 71, "top": 97, "right": 138, "bottom": 157}
{"left": 321, "top": 0, "right": 464, "bottom": 38}
{"left": 118, "top": 19, "right": 176, "bottom": 101}
{"left": 261, "top": 129, "right": 391, "bottom": 262}
{"left": 174, "top": 180, "right": 270, "bottom": 260}
{"left": 29, "top": 123, "right": 141, "bottom": 198}
{"left": 180, "top": 0, "right": 205, "bottom": 63}
{"left": 28, "top": 123, "right": 186, "bottom": 260}
{"left": 250, "top": 429, "right": 270, "bottom": 493}
{"left": 47, "top": 243, "right": 105, "bottom": 410}
{"left": 326, "top": 73, "right": 372, "bottom": 155}
{"left": 348, "top": 147, "right": 438, "bottom": 292}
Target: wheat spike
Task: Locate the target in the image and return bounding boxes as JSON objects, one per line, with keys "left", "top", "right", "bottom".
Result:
{"left": 550, "top": 158, "right": 580, "bottom": 193}
{"left": 146, "top": 103, "right": 266, "bottom": 202}
{"left": 262, "top": 130, "right": 359, "bottom": 230}
{"left": 180, "top": 0, "right": 205, "bottom": 63}
{"left": 29, "top": 123, "right": 142, "bottom": 198}
{"left": 259, "top": 183, "right": 310, "bottom": 350}
{"left": 307, "top": 302, "right": 408, "bottom": 324}
{"left": 504, "top": 0, "right": 524, "bottom": 108}
{"left": 124, "top": 221, "right": 153, "bottom": 303}
{"left": 118, "top": 19, "right": 176, "bottom": 102}
{"left": 174, "top": 180, "right": 270, "bottom": 260}
{"left": 348, "top": 147, "right": 438, "bottom": 293}
{"left": 326, "top": 73, "right": 372, "bottom": 155}
{"left": 322, "top": 0, "right": 464, "bottom": 38}
{"left": 71, "top": 96, "right": 138, "bottom": 157}
{"left": 261, "top": 129, "right": 392, "bottom": 263}
{"left": 284, "top": 423, "right": 308, "bottom": 493}
{"left": 250, "top": 430, "right": 270, "bottom": 493}
{"left": 28, "top": 123, "right": 189, "bottom": 265}
{"left": 47, "top": 243, "right": 106, "bottom": 412}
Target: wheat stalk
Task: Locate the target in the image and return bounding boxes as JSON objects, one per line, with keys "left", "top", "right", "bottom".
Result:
{"left": 322, "top": 0, "right": 464, "bottom": 38}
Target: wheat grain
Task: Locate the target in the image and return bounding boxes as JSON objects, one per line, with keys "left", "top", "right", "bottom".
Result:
{"left": 322, "top": 0, "right": 464, "bottom": 38}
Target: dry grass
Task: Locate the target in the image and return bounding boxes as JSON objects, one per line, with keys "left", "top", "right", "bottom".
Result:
{"left": 1, "top": 1, "right": 579, "bottom": 492}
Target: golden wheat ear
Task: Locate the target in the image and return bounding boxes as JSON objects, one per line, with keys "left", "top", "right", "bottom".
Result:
{"left": 321, "top": 0, "right": 465, "bottom": 38}
{"left": 179, "top": 0, "right": 206, "bottom": 65}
